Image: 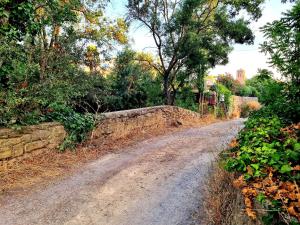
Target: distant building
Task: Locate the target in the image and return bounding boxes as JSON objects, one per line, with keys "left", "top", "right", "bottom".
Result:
{"left": 236, "top": 69, "right": 246, "bottom": 85}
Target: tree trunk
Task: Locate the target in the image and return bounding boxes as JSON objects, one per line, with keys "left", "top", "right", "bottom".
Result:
{"left": 170, "top": 89, "right": 176, "bottom": 105}
{"left": 163, "top": 74, "right": 172, "bottom": 105}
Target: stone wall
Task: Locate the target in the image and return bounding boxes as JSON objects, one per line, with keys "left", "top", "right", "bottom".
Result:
{"left": 93, "top": 106, "right": 202, "bottom": 141}
{"left": 0, "top": 106, "right": 202, "bottom": 165}
{"left": 231, "top": 96, "right": 259, "bottom": 118}
{"left": 0, "top": 123, "right": 66, "bottom": 164}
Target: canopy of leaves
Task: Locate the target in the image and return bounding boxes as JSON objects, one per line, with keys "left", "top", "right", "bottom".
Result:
{"left": 261, "top": 2, "right": 300, "bottom": 83}
{"left": 127, "top": 0, "right": 265, "bottom": 104}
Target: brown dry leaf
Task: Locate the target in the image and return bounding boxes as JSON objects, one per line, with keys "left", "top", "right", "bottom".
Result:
{"left": 247, "top": 166, "right": 254, "bottom": 176}
{"left": 229, "top": 139, "right": 238, "bottom": 148}
{"left": 265, "top": 186, "right": 278, "bottom": 195}
{"left": 290, "top": 202, "right": 300, "bottom": 208}
{"left": 284, "top": 181, "right": 296, "bottom": 192}
{"left": 297, "top": 194, "right": 300, "bottom": 202}
{"left": 261, "top": 177, "right": 273, "bottom": 188}
{"left": 293, "top": 165, "right": 300, "bottom": 171}
{"left": 233, "top": 175, "right": 246, "bottom": 188}
{"left": 268, "top": 171, "right": 274, "bottom": 180}
{"left": 287, "top": 206, "right": 300, "bottom": 220}
{"left": 274, "top": 189, "right": 289, "bottom": 200}
{"left": 288, "top": 192, "right": 298, "bottom": 201}
{"left": 246, "top": 208, "right": 257, "bottom": 220}
{"left": 245, "top": 197, "right": 253, "bottom": 208}
{"left": 242, "top": 187, "right": 258, "bottom": 197}
{"left": 253, "top": 182, "right": 262, "bottom": 189}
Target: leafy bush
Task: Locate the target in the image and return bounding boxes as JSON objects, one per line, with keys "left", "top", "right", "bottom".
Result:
{"left": 45, "top": 103, "right": 94, "bottom": 151}
{"left": 108, "top": 48, "right": 163, "bottom": 110}
{"left": 175, "top": 86, "right": 198, "bottom": 112}
{"left": 225, "top": 115, "right": 300, "bottom": 223}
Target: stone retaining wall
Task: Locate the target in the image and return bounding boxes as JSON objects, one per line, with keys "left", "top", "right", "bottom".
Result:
{"left": 0, "top": 106, "right": 202, "bottom": 165}
{"left": 0, "top": 123, "right": 66, "bottom": 164}
{"left": 93, "top": 106, "right": 201, "bottom": 141}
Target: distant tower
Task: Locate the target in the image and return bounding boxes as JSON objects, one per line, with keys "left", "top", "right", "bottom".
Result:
{"left": 236, "top": 69, "right": 246, "bottom": 85}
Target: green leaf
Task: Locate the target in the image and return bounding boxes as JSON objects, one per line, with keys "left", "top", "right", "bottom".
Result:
{"left": 294, "top": 143, "right": 300, "bottom": 151}
{"left": 251, "top": 163, "right": 260, "bottom": 170}
{"left": 279, "top": 164, "right": 292, "bottom": 174}
{"left": 256, "top": 193, "right": 266, "bottom": 204}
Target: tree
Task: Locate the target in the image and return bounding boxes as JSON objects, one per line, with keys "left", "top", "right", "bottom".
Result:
{"left": 110, "top": 48, "right": 160, "bottom": 110}
{"left": 0, "top": 0, "right": 128, "bottom": 127}
{"left": 127, "top": 0, "right": 265, "bottom": 104}
{"left": 217, "top": 73, "right": 241, "bottom": 94}
{"left": 261, "top": 1, "right": 300, "bottom": 122}
{"left": 0, "top": 0, "right": 36, "bottom": 40}
{"left": 261, "top": 2, "right": 300, "bottom": 84}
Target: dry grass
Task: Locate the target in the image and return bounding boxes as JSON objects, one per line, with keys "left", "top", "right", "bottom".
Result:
{"left": 0, "top": 114, "right": 220, "bottom": 194}
{"left": 247, "top": 101, "right": 261, "bottom": 110}
{"left": 202, "top": 162, "right": 263, "bottom": 225}
{"left": 241, "top": 101, "right": 261, "bottom": 118}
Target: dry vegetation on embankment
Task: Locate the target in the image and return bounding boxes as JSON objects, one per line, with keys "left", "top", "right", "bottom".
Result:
{"left": 202, "top": 162, "right": 263, "bottom": 225}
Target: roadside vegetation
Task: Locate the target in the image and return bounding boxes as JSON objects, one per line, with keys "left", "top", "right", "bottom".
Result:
{"left": 206, "top": 2, "right": 300, "bottom": 224}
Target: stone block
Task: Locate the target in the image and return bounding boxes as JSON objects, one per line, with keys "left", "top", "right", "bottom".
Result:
{"left": 12, "top": 143, "right": 24, "bottom": 157}
{"left": 0, "top": 137, "right": 22, "bottom": 147}
{"left": 21, "top": 134, "right": 32, "bottom": 143}
{"left": 31, "top": 130, "right": 50, "bottom": 141}
{"left": 0, "top": 146, "right": 12, "bottom": 159}
{"left": 50, "top": 126, "right": 66, "bottom": 138}
{"left": 25, "top": 140, "right": 48, "bottom": 153}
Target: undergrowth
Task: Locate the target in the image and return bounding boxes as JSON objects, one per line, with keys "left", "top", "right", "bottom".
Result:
{"left": 224, "top": 112, "right": 300, "bottom": 224}
{"left": 45, "top": 103, "right": 94, "bottom": 151}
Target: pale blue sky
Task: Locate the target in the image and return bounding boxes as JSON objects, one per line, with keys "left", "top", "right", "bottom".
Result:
{"left": 106, "top": 0, "right": 295, "bottom": 78}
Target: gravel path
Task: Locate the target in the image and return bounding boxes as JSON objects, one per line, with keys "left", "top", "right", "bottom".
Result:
{"left": 0, "top": 119, "right": 245, "bottom": 225}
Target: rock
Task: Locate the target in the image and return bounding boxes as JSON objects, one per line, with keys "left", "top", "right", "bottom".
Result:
{"left": 12, "top": 143, "right": 24, "bottom": 157}
{"left": 0, "top": 147, "right": 12, "bottom": 160}
{"left": 25, "top": 140, "right": 49, "bottom": 153}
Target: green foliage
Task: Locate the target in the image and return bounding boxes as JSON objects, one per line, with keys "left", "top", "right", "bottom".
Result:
{"left": 217, "top": 74, "right": 257, "bottom": 97}
{"left": 217, "top": 74, "right": 241, "bottom": 94}
{"left": 0, "top": 0, "right": 130, "bottom": 150}
{"left": 261, "top": 2, "right": 300, "bottom": 83}
{"left": 260, "top": 2, "right": 300, "bottom": 124}
{"left": 246, "top": 69, "right": 280, "bottom": 103}
{"left": 45, "top": 104, "right": 94, "bottom": 151}
{"left": 175, "top": 87, "right": 198, "bottom": 112}
{"left": 109, "top": 48, "right": 163, "bottom": 110}
{"left": 225, "top": 111, "right": 300, "bottom": 223}
{"left": 0, "top": 0, "right": 36, "bottom": 40}
{"left": 128, "top": 0, "right": 265, "bottom": 104}
{"left": 216, "top": 83, "right": 232, "bottom": 108}
{"left": 236, "top": 85, "right": 257, "bottom": 97}
{"left": 225, "top": 115, "right": 300, "bottom": 180}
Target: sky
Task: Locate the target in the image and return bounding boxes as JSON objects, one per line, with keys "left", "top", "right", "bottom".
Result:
{"left": 106, "top": 0, "right": 295, "bottom": 79}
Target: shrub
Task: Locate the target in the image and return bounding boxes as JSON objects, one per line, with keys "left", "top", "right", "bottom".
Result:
{"left": 175, "top": 86, "right": 198, "bottom": 112}
{"left": 45, "top": 103, "right": 94, "bottom": 151}
{"left": 225, "top": 115, "right": 300, "bottom": 224}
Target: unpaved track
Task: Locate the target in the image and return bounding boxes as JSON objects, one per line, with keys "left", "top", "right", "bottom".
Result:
{"left": 0, "top": 119, "right": 245, "bottom": 225}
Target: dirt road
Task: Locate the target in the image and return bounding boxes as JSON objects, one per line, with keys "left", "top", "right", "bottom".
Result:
{"left": 0, "top": 119, "right": 245, "bottom": 225}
